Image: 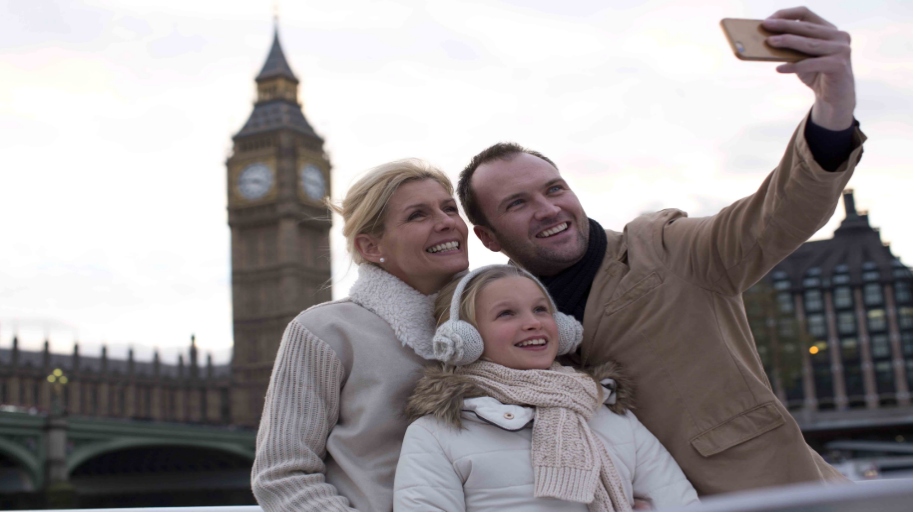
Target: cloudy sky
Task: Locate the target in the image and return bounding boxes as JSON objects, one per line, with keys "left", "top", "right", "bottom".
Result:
{"left": 1, "top": 0, "right": 911, "bottom": 365}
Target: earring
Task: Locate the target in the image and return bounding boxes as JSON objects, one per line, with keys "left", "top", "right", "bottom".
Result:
{"left": 380, "top": 257, "right": 385, "bottom": 263}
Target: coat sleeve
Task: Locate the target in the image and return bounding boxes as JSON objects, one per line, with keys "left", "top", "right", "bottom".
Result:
{"left": 654, "top": 115, "right": 865, "bottom": 296}
{"left": 393, "top": 420, "right": 466, "bottom": 511}
{"left": 251, "top": 319, "right": 356, "bottom": 512}
{"left": 626, "top": 411, "right": 700, "bottom": 509}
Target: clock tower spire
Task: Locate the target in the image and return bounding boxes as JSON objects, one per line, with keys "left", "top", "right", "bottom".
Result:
{"left": 227, "top": 25, "right": 333, "bottom": 427}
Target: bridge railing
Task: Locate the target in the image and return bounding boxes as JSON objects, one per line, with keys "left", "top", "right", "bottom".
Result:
{"left": 35, "top": 478, "right": 911, "bottom": 512}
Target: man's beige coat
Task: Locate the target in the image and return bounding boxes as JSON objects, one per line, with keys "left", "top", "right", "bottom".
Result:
{"left": 579, "top": 116, "right": 865, "bottom": 495}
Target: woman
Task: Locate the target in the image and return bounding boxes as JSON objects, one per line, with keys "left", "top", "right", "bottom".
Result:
{"left": 251, "top": 159, "right": 469, "bottom": 511}
{"left": 394, "top": 265, "right": 698, "bottom": 511}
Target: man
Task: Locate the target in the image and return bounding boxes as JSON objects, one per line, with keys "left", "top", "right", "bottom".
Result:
{"left": 457, "top": 7, "right": 864, "bottom": 496}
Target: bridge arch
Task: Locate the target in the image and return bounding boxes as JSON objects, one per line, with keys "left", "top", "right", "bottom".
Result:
{"left": 0, "top": 436, "right": 42, "bottom": 490}
{"left": 67, "top": 437, "right": 254, "bottom": 474}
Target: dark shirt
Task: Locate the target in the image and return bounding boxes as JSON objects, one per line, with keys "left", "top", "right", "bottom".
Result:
{"left": 804, "top": 116, "right": 857, "bottom": 172}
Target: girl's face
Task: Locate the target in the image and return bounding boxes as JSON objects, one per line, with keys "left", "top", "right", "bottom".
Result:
{"left": 475, "top": 275, "right": 559, "bottom": 370}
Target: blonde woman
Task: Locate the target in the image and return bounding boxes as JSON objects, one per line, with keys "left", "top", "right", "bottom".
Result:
{"left": 393, "top": 265, "right": 698, "bottom": 511}
{"left": 251, "top": 159, "right": 469, "bottom": 511}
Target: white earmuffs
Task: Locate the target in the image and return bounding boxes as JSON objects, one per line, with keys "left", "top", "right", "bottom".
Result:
{"left": 429, "top": 264, "right": 583, "bottom": 366}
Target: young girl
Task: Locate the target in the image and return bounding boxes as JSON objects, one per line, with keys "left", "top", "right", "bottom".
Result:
{"left": 394, "top": 265, "right": 699, "bottom": 511}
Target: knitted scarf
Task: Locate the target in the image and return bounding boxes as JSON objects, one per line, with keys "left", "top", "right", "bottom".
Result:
{"left": 456, "top": 360, "right": 632, "bottom": 512}
{"left": 540, "top": 218, "right": 607, "bottom": 322}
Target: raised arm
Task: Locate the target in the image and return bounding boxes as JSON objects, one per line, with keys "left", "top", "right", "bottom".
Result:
{"left": 656, "top": 117, "right": 861, "bottom": 296}
{"left": 653, "top": 9, "right": 864, "bottom": 295}
{"left": 251, "top": 319, "right": 356, "bottom": 512}
{"left": 394, "top": 421, "right": 466, "bottom": 511}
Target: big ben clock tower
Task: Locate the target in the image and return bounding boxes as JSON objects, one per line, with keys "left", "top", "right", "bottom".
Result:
{"left": 227, "top": 26, "right": 332, "bottom": 426}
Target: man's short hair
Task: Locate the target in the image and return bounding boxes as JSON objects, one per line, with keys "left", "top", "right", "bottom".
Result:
{"left": 457, "top": 142, "right": 557, "bottom": 228}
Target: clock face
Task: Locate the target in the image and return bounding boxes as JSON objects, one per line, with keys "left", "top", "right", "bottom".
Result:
{"left": 238, "top": 162, "right": 273, "bottom": 200}
{"left": 300, "top": 164, "right": 326, "bottom": 201}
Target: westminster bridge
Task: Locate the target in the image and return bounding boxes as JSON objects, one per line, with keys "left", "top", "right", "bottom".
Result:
{"left": 0, "top": 403, "right": 909, "bottom": 509}
{"left": 0, "top": 408, "right": 256, "bottom": 509}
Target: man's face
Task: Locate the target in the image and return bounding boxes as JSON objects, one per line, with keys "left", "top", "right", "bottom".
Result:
{"left": 471, "top": 153, "right": 589, "bottom": 276}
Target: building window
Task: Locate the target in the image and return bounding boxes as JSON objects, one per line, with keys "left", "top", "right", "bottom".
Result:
{"left": 833, "top": 274, "right": 850, "bottom": 285}
{"left": 837, "top": 311, "right": 856, "bottom": 335}
{"left": 844, "top": 361, "right": 865, "bottom": 399}
{"left": 803, "top": 277, "right": 821, "bottom": 288}
{"left": 808, "top": 314, "right": 827, "bottom": 338}
{"left": 903, "top": 333, "right": 913, "bottom": 358}
{"left": 863, "top": 283, "right": 884, "bottom": 306}
{"left": 907, "top": 361, "right": 913, "bottom": 393}
{"left": 867, "top": 309, "right": 887, "bottom": 332}
{"left": 777, "top": 292, "right": 794, "bottom": 314}
{"left": 863, "top": 271, "right": 881, "bottom": 282}
{"left": 813, "top": 361, "right": 834, "bottom": 404}
{"left": 840, "top": 337, "right": 859, "bottom": 361}
{"left": 875, "top": 361, "right": 895, "bottom": 394}
{"left": 805, "top": 290, "right": 824, "bottom": 312}
{"left": 899, "top": 307, "right": 913, "bottom": 330}
{"left": 871, "top": 335, "right": 890, "bottom": 359}
{"left": 774, "top": 279, "right": 791, "bottom": 291}
{"left": 778, "top": 318, "right": 796, "bottom": 339}
{"left": 896, "top": 281, "right": 913, "bottom": 303}
{"left": 833, "top": 286, "right": 853, "bottom": 309}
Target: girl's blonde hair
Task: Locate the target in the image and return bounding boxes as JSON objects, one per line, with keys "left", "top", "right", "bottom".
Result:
{"left": 433, "top": 265, "right": 555, "bottom": 329}
{"left": 327, "top": 159, "right": 454, "bottom": 264}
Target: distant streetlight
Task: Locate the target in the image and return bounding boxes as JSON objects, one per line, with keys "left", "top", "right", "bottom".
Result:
{"left": 47, "top": 368, "right": 68, "bottom": 415}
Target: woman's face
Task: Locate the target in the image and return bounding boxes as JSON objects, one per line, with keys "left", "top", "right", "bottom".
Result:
{"left": 373, "top": 179, "right": 469, "bottom": 294}
{"left": 476, "top": 275, "right": 559, "bottom": 370}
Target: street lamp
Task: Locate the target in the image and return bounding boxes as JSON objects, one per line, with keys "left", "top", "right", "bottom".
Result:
{"left": 47, "top": 368, "right": 68, "bottom": 415}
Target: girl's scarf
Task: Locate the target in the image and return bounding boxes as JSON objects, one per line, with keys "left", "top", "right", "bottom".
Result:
{"left": 456, "top": 360, "right": 631, "bottom": 512}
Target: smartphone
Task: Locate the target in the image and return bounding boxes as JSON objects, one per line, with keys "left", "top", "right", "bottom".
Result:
{"left": 720, "top": 18, "right": 809, "bottom": 62}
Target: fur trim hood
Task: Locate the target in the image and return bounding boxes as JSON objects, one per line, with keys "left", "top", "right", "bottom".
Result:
{"left": 406, "top": 361, "right": 635, "bottom": 429}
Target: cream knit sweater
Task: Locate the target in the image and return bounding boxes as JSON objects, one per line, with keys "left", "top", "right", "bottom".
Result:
{"left": 251, "top": 265, "right": 436, "bottom": 511}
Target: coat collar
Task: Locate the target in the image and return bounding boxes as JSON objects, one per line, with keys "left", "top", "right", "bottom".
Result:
{"left": 348, "top": 263, "right": 437, "bottom": 352}
{"left": 407, "top": 361, "right": 636, "bottom": 429}
{"left": 461, "top": 383, "right": 619, "bottom": 431}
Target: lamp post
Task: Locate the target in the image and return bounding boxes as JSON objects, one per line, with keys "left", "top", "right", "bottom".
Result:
{"left": 44, "top": 368, "right": 75, "bottom": 508}
{"left": 46, "top": 368, "right": 68, "bottom": 416}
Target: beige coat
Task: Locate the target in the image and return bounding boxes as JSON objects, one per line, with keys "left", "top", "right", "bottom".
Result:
{"left": 394, "top": 363, "right": 699, "bottom": 511}
{"left": 251, "top": 264, "right": 436, "bottom": 511}
{"left": 577, "top": 116, "right": 865, "bottom": 495}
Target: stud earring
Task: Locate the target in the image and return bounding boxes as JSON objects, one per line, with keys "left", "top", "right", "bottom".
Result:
{"left": 380, "top": 257, "right": 385, "bottom": 263}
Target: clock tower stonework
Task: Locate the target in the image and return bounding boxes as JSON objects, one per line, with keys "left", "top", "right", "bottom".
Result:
{"left": 227, "top": 28, "right": 332, "bottom": 427}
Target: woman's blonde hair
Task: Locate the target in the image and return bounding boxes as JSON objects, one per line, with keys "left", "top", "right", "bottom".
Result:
{"left": 327, "top": 159, "right": 454, "bottom": 264}
{"left": 433, "top": 265, "right": 555, "bottom": 329}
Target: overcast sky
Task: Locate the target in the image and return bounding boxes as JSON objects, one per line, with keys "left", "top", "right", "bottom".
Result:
{"left": 1, "top": 0, "right": 911, "bottom": 365}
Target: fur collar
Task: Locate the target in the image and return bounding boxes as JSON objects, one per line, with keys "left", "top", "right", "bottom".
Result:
{"left": 348, "top": 263, "right": 437, "bottom": 352}
{"left": 406, "top": 361, "right": 635, "bottom": 429}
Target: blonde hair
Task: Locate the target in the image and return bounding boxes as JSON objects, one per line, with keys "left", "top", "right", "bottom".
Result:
{"left": 433, "top": 265, "right": 555, "bottom": 329}
{"left": 327, "top": 159, "right": 454, "bottom": 264}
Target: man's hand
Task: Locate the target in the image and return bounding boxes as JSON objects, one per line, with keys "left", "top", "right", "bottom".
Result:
{"left": 762, "top": 6, "right": 855, "bottom": 130}
{"left": 633, "top": 497, "right": 653, "bottom": 511}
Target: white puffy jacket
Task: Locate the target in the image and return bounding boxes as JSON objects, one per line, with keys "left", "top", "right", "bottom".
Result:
{"left": 393, "top": 363, "right": 699, "bottom": 511}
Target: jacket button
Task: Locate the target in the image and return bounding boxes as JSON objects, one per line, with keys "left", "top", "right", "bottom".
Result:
{"left": 504, "top": 412, "right": 514, "bottom": 420}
